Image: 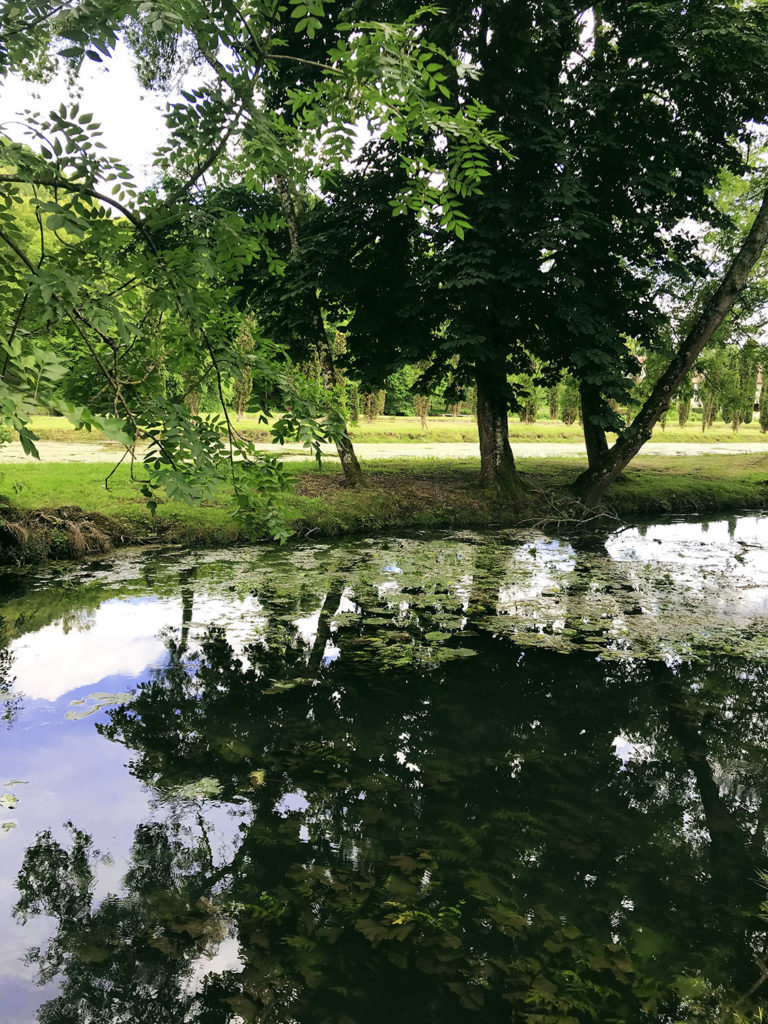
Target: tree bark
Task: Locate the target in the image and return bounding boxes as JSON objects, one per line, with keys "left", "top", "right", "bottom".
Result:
{"left": 476, "top": 366, "right": 520, "bottom": 494}
{"left": 275, "top": 175, "right": 364, "bottom": 487}
{"left": 572, "top": 185, "right": 768, "bottom": 506}
{"left": 579, "top": 382, "right": 609, "bottom": 469}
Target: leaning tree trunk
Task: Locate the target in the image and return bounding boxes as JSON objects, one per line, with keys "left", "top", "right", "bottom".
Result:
{"left": 579, "top": 382, "right": 609, "bottom": 470}
{"left": 275, "top": 175, "right": 364, "bottom": 487}
{"left": 305, "top": 294, "right": 365, "bottom": 486}
{"left": 658, "top": 674, "right": 753, "bottom": 886}
{"left": 476, "top": 366, "right": 521, "bottom": 494}
{"left": 573, "top": 185, "right": 768, "bottom": 506}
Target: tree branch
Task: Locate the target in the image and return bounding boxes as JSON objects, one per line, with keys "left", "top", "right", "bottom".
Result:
{"left": 0, "top": 225, "right": 35, "bottom": 271}
{"left": 0, "top": 173, "right": 149, "bottom": 238}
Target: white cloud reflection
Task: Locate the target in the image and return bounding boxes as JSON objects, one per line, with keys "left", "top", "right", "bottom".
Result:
{"left": 10, "top": 593, "right": 267, "bottom": 703}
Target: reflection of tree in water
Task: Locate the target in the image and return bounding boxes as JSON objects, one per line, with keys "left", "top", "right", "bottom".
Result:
{"left": 14, "top": 821, "right": 224, "bottom": 1023}
{"left": 0, "top": 614, "right": 20, "bottom": 728}
{"left": 13, "top": 571, "right": 768, "bottom": 1023}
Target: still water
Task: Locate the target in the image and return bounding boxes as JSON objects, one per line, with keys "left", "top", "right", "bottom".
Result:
{"left": 1, "top": 516, "right": 768, "bottom": 1023}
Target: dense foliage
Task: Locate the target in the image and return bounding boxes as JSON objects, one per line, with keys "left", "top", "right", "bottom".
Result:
{"left": 2, "top": 1, "right": 768, "bottom": 514}
{"left": 0, "top": 0, "right": 506, "bottom": 523}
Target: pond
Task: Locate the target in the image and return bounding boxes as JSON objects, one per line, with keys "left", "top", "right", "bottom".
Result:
{"left": 1, "top": 515, "right": 768, "bottom": 1023}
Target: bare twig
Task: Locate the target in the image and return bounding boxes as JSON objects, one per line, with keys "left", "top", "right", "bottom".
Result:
{"left": 103, "top": 446, "right": 131, "bottom": 492}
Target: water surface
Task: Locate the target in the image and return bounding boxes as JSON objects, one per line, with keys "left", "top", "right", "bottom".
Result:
{"left": 2, "top": 516, "right": 768, "bottom": 1023}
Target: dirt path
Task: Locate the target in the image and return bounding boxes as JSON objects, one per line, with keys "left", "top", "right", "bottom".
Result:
{"left": 0, "top": 441, "right": 144, "bottom": 463}
{"left": 2, "top": 438, "right": 768, "bottom": 464}
{"left": 306, "top": 440, "right": 768, "bottom": 460}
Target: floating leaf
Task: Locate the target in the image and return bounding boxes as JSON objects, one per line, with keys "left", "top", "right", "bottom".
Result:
{"left": 66, "top": 692, "right": 136, "bottom": 720}
{"left": 167, "top": 777, "right": 222, "bottom": 800}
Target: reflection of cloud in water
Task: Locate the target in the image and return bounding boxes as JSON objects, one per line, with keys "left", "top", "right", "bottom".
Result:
{"left": 456, "top": 573, "right": 473, "bottom": 611}
{"left": 10, "top": 594, "right": 267, "bottom": 702}
{"left": 498, "top": 540, "right": 577, "bottom": 610}
{"left": 294, "top": 609, "right": 322, "bottom": 646}
{"left": 275, "top": 791, "right": 310, "bottom": 817}
{"left": 183, "top": 934, "right": 245, "bottom": 997}
{"left": 612, "top": 734, "right": 653, "bottom": 765}
{"left": 607, "top": 516, "right": 768, "bottom": 599}
{"left": 10, "top": 599, "right": 178, "bottom": 702}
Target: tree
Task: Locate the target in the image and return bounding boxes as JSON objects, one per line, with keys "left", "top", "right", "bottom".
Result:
{"left": 559, "top": 375, "right": 580, "bottom": 426}
{"left": 360, "top": 389, "right": 385, "bottom": 422}
{"left": 316, "top": 1, "right": 768, "bottom": 493}
{"left": 0, "top": 0, "right": 503, "bottom": 510}
{"left": 573, "top": 185, "right": 768, "bottom": 504}
{"left": 547, "top": 385, "right": 559, "bottom": 420}
{"left": 347, "top": 381, "right": 360, "bottom": 425}
{"left": 232, "top": 318, "right": 256, "bottom": 421}
{"left": 413, "top": 392, "right": 430, "bottom": 428}
{"left": 760, "top": 376, "right": 768, "bottom": 433}
{"left": 382, "top": 366, "right": 416, "bottom": 416}
{"left": 677, "top": 375, "right": 694, "bottom": 428}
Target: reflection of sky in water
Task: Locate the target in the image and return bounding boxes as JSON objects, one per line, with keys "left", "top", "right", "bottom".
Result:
{"left": 1, "top": 575, "right": 265, "bottom": 1019}
{"left": 3, "top": 517, "right": 767, "bottom": 704}
{"left": 0, "top": 699, "right": 152, "bottom": 1018}
{"left": 1, "top": 516, "right": 768, "bottom": 1019}
{"left": 607, "top": 516, "right": 768, "bottom": 595}
{"left": 183, "top": 934, "right": 245, "bottom": 997}
{"left": 498, "top": 539, "right": 577, "bottom": 610}
{"left": 483, "top": 518, "right": 768, "bottom": 641}
{"left": 612, "top": 733, "right": 653, "bottom": 765}
{"left": 10, "top": 598, "right": 177, "bottom": 701}
{"left": 9, "top": 593, "right": 267, "bottom": 702}
{"left": 0, "top": 682, "right": 250, "bottom": 1022}
{"left": 294, "top": 608, "right": 322, "bottom": 645}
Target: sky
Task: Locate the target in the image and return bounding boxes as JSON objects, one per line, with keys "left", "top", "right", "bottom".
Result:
{"left": 0, "top": 42, "right": 170, "bottom": 187}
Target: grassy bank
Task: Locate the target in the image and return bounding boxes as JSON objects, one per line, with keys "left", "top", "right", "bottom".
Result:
{"left": 0, "top": 453, "right": 766, "bottom": 565}
{"left": 23, "top": 413, "right": 768, "bottom": 446}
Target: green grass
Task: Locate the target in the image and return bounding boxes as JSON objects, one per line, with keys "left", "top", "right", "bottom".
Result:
{"left": 522, "top": 453, "right": 768, "bottom": 517}
{"left": 24, "top": 412, "right": 768, "bottom": 446}
{"left": 0, "top": 462, "right": 244, "bottom": 548}
{"left": 0, "top": 452, "right": 766, "bottom": 565}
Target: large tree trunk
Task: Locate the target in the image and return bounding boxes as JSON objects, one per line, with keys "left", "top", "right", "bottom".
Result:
{"left": 275, "top": 176, "right": 364, "bottom": 487}
{"left": 572, "top": 185, "right": 768, "bottom": 506}
{"left": 476, "top": 366, "right": 520, "bottom": 494}
{"left": 579, "top": 383, "right": 609, "bottom": 469}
